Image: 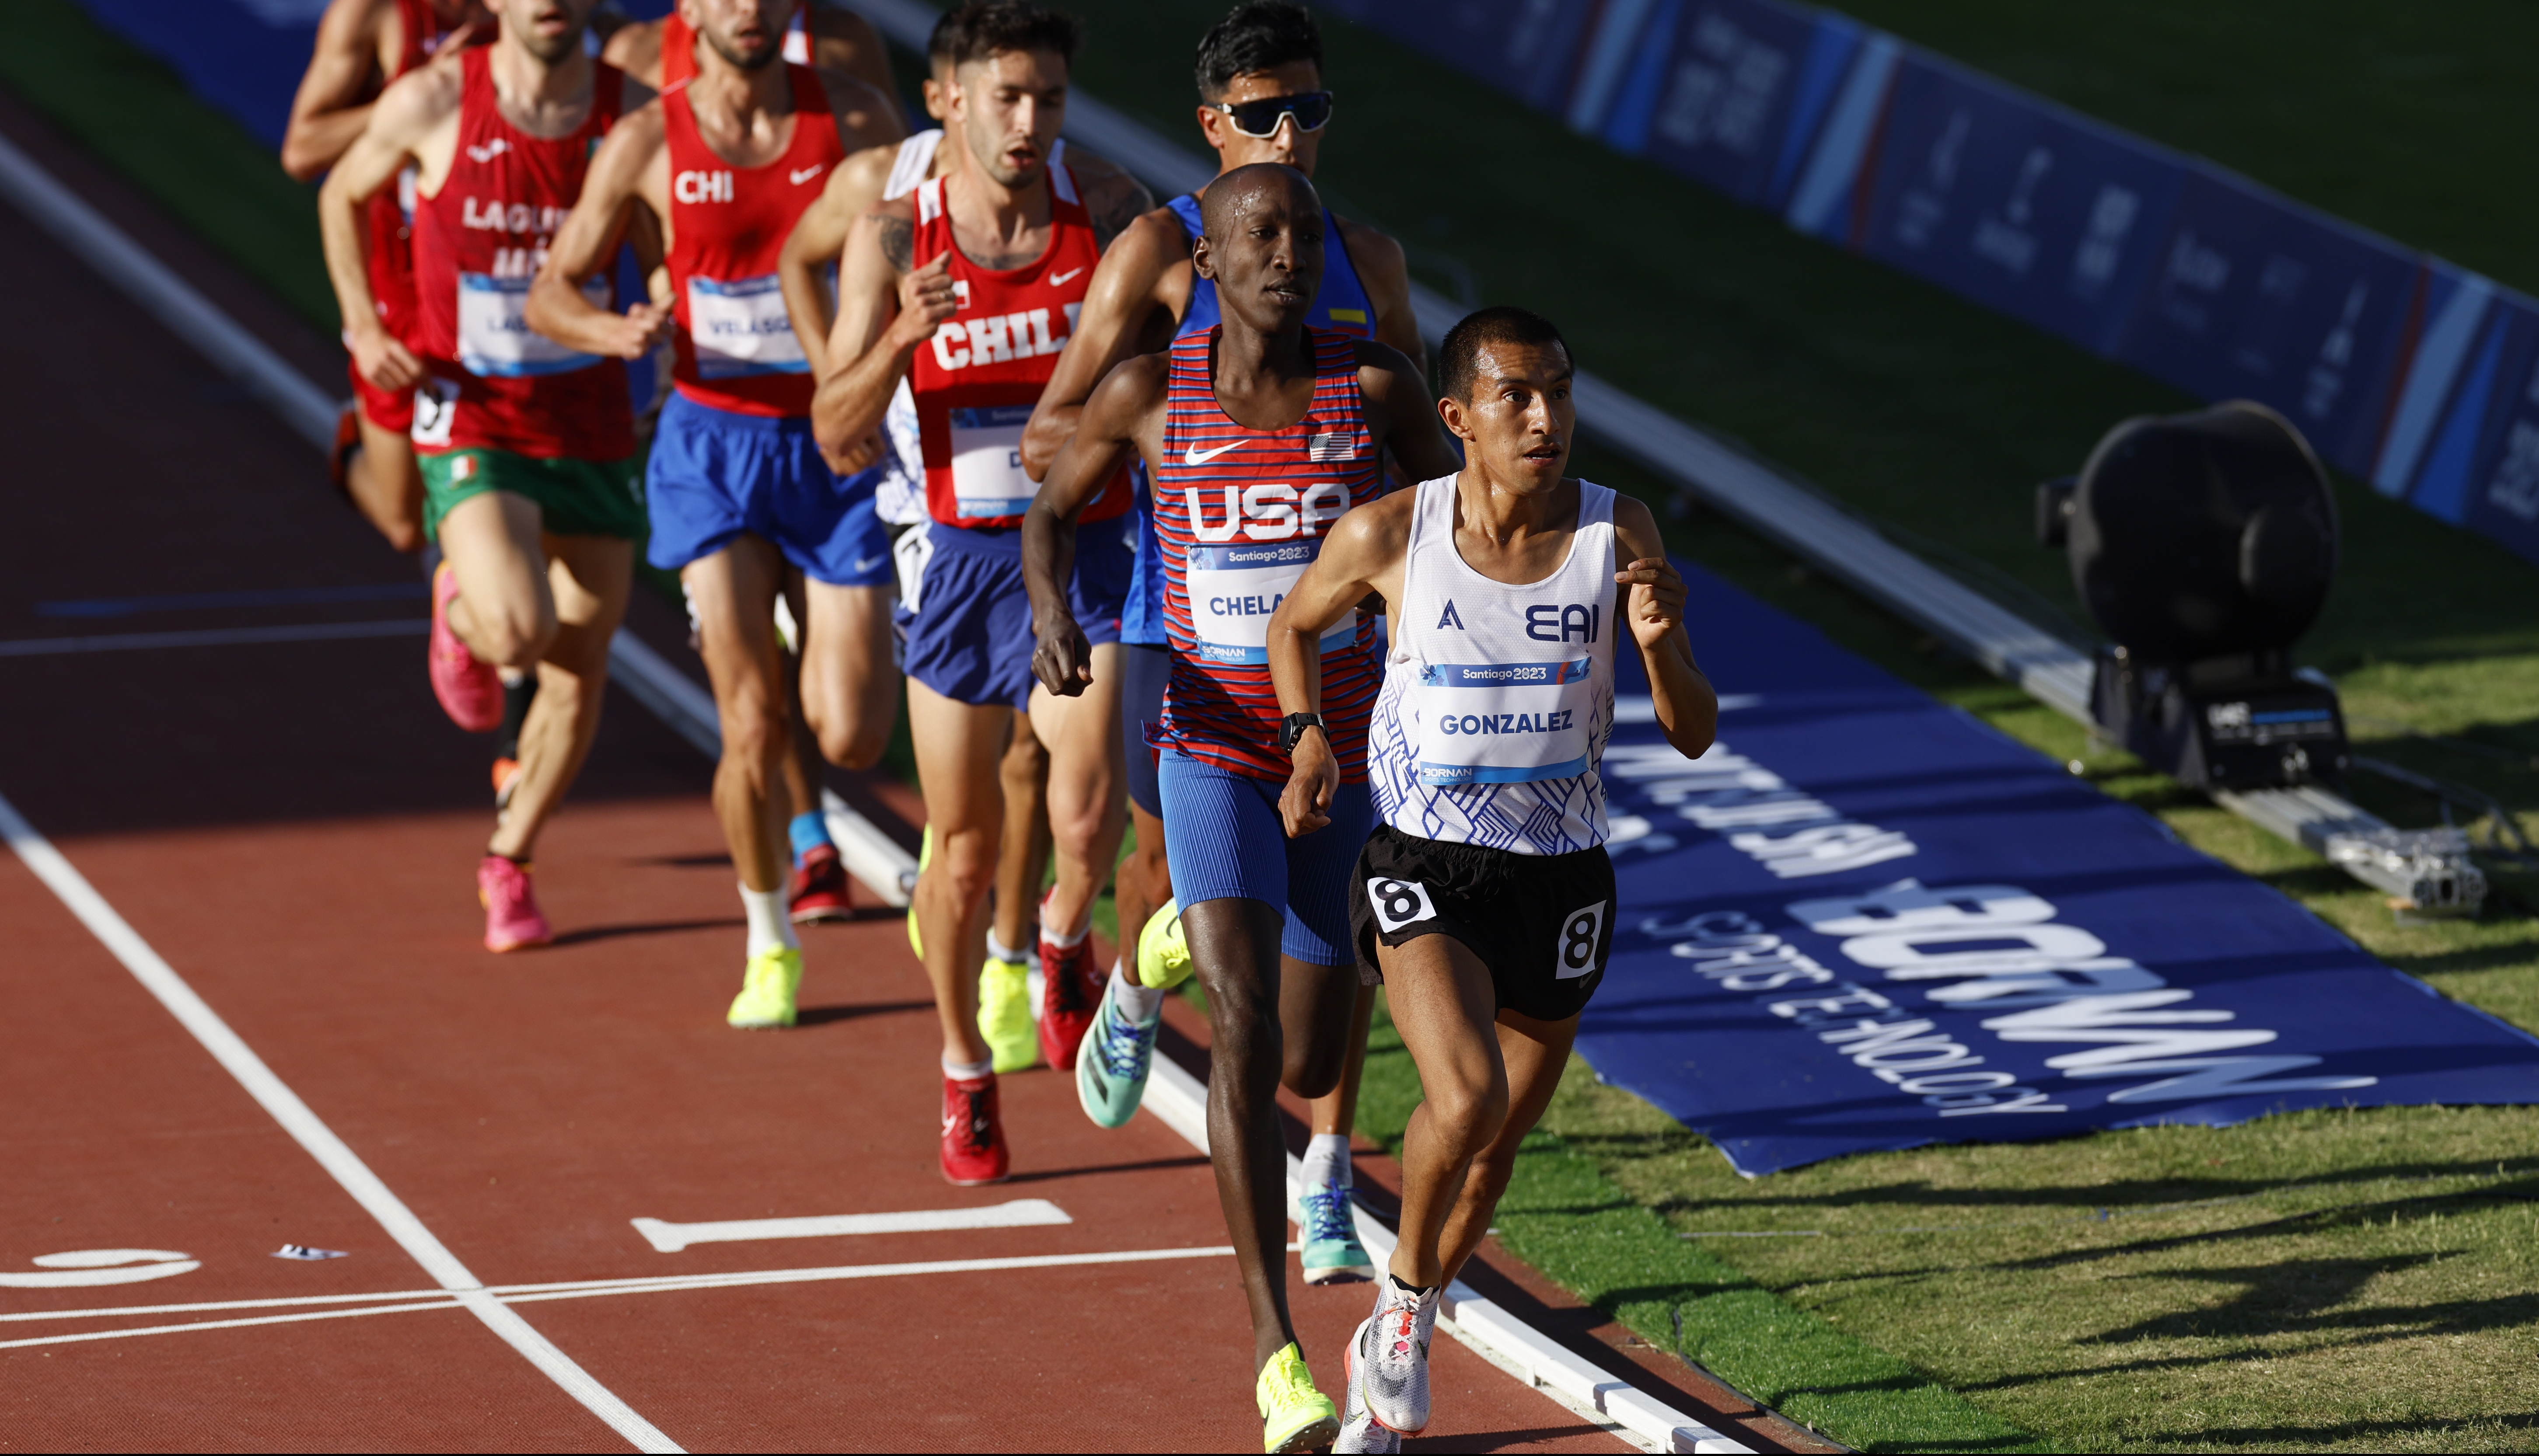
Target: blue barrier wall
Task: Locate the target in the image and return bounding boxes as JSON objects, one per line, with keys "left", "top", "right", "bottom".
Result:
{"left": 1327, "top": 0, "right": 2539, "bottom": 571}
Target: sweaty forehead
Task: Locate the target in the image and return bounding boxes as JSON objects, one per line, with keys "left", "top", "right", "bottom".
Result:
{"left": 1200, "top": 168, "right": 1317, "bottom": 240}
{"left": 1472, "top": 339, "right": 1573, "bottom": 382}
{"left": 957, "top": 49, "right": 1068, "bottom": 88}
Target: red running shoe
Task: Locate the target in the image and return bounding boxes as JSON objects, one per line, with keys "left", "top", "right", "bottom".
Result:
{"left": 940, "top": 1070, "right": 1009, "bottom": 1185}
{"left": 1037, "top": 920, "right": 1101, "bottom": 1073}
{"left": 478, "top": 854, "right": 554, "bottom": 952}
{"left": 789, "top": 843, "right": 855, "bottom": 924}
{"left": 429, "top": 562, "right": 503, "bottom": 732}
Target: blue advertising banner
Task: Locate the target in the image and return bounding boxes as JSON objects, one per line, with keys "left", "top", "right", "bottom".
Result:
{"left": 2438, "top": 296, "right": 2539, "bottom": 565}
{"left": 1855, "top": 54, "right": 2183, "bottom": 357}
{"left": 1338, "top": 0, "right": 1605, "bottom": 116}
{"left": 2110, "top": 166, "right": 2425, "bottom": 478}
{"left": 1609, "top": 0, "right": 1819, "bottom": 206}
{"left": 1583, "top": 565, "right": 2539, "bottom": 1175}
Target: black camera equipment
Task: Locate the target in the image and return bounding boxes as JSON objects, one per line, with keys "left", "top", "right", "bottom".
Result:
{"left": 2036, "top": 401, "right": 2349, "bottom": 791}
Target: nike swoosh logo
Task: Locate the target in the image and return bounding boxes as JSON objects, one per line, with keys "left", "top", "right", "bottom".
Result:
{"left": 1049, "top": 267, "right": 1085, "bottom": 286}
{"left": 1184, "top": 439, "right": 1248, "bottom": 466}
{"left": 789, "top": 165, "right": 824, "bottom": 185}
{"left": 854, "top": 554, "right": 887, "bottom": 573}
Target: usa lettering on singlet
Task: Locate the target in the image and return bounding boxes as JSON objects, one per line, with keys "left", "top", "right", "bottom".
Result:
{"left": 1152, "top": 326, "right": 1384, "bottom": 780}
{"left": 409, "top": 47, "right": 633, "bottom": 459}
{"left": 664, "top": 61, "right": 844, "bottom": 413}
{"left": 1366, "top": 475, "right": 1620, "bottom": 853}
{"left": 905, "top": 162, "right": 1126, "bottom": 529}
{"left": 1121, "top": 195, "right": 1377, "bottom": 647}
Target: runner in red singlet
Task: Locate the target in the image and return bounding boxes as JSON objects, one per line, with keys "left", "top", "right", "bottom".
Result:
{"left": 813, "top": 1, "right": 1152, "bottom": 1187}
{"left": 1021, "top": 162, "right": 1457, "bottom": 1451}
{"left": 285, "top": 0, "right": 492, "bottom": 554}
{"left": 528, "top": 0, "right": 904, "bottom": 1028}
{"left": 319, "top": 0, "right": 650, "bottom": 953}
{"left": 603, "top": 0, "right": 895, "bottom": 95}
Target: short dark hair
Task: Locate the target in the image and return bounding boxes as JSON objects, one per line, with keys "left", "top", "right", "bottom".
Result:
{"left": 1439, "top": 306, "right": 1573, "bottom": 403}
{"left": 932, "top": 1, "right": 1082, "bottom": 73}
{"left": 1193, "top": 2, "right": 1322, "bottom": 101}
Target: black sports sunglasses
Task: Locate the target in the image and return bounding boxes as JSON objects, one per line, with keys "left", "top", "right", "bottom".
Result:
{"left": 1211, "top": 90, "right": 1334, "bottom": 138}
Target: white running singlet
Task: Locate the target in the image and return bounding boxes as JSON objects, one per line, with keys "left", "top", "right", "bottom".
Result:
{"left": 1366, "top": 474, "right": 1619, "bottom": 854}
{"left": 872, "top": 132, "right": 1068, "bottom": 526}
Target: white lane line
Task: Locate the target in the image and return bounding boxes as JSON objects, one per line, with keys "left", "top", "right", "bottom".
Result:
{"left": 0, "top": 1242, "right": 1269, "bottom": 1350}
{"left": 631, "top": 1198, "right": 1070, "bottom": 1253}
{"left": 0, "top": 620, "right": 426, "bottom": 657}
{"left": 0, "top": 1287, "right": 454, "bottom": 1323}
{"left": 0, "top": 788, "right": 679, "bottom": 1454}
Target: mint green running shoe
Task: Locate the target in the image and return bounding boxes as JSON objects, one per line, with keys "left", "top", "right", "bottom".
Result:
{"left": 1299, "top": 1182, "right": 1375, "bottom": 1285}
{"left": 1076, "top": 972, "right": 1160, "bottom": 1129}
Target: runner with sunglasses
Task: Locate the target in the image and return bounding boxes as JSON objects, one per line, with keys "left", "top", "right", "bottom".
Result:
{"left": 1018, "top": 0, "right": 1420, "bottom": 1289}
{"left": 1022, "top": 162, "right": 1458, "bottom": 1453}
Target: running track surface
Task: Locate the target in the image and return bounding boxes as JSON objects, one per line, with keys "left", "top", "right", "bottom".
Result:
{"left": 0, "top": 91, "right": 1827, "bottom": 1453}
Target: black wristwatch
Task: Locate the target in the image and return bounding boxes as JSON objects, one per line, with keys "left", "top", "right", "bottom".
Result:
{"left": 1279, "top": 712, "right": 1327, "bottom": 753}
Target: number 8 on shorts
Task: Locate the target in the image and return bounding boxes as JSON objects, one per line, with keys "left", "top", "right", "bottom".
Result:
{"left": 1558, "top": 901, "right": 1607, "bottom": 980}
{"left": 1367, "top": 877, "right": 1436, "bottom": 934}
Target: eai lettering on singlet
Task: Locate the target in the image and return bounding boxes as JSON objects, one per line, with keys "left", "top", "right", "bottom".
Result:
{"left": 409, "top": 47, "right": 632, "bottom": 459}
{"left": 1153, "top": 327, "right": 1385, "bottom": 780}
{"left": 1368, "top": 476, "right": 1620, "bottom": 853}
{"left": 906, "top": 165, "right": 1128, "bottom": 528}
{"left": 665, "top": 62, "right": 844, "bottom": 412}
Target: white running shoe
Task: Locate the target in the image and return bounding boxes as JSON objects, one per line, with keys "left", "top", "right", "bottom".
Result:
{"left": 1336, "top": 1316, "right": 1402, "bottom": 1453}
{"left": 1359, "top": 1273, "right": 1439, "bottom": 1435}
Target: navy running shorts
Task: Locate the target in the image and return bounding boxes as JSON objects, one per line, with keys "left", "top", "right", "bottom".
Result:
{"left": 1120, "top": 641, "right": 1171, "bottom": 817}
{"left": 896, "top": 516, "right": 1133, "bottom": 711}
{"left": 645, "top": 391, "right": 892, "bottom": 588}
{"left": 1157, "top": 747, "right": 1371, "bottom": 966}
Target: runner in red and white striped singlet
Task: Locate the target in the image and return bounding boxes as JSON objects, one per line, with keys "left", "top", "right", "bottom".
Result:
{"left": 1018, "top": 164, "right": 1457, "bottom": 1446}
{"left": 1149, "top": 325, "right": 1383, "bottom": 781}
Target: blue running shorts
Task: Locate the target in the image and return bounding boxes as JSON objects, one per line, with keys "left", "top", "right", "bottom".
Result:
{"left": 1157, "top": 747, "right": 1372, "bottom": 966}
{"left": 897, "top": 515, "right": 1134, "bottom": 711}
{"left": 645, "top": 391, "right": 892, "bottom": 587}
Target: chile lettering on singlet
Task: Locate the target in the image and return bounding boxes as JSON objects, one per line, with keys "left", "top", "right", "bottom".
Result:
{"left": 906, "top": 169, "right": 1131, "bottom": 528}
{"left": 664, "top": 62, "right": 843, "bottom": 415}
{"left": 1152, "top": 326, "right": 1384, "bottom": 781}
{"left": 409, "top": 46, "right": 634, "bottom": 459}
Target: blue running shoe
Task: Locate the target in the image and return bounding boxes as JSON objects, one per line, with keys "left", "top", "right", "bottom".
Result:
{"left": 1076, "top": 973, "right": 1160, "bottom": 1129}
{"left": 1300, "top": 1182, "right": 1376, "bottom": 1285}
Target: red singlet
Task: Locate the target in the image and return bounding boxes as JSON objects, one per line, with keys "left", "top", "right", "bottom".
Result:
{"left": 351, "top": 0, "right": 478, "bottom": 427}
{"left": 906, "top": 168, "right": 1130, "bottom": 528}
{"left": 1151, "top": 327, "right": 1384, "bottom": 781}
{"left": 664, "top": 63, "right": 842, "bottom": 417}
{"left": 409, "top": 47, "right": 634, "bottom": 461}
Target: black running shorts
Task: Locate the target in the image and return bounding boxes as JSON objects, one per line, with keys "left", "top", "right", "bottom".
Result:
{"left": 1348, "top": 823, "right": 1615, "bottom": 1024}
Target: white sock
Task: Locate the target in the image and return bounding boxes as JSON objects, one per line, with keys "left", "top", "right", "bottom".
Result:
{"left": 1301, "top": 1132, "right": 1351, "bottom": 1191}
{"left": 1041, "top": 916, "right": 1089, "bottom": 949}
{"left": 1111, "top": 963, "right": 1165, "bottom": 1022}
{"left": 740, "top": 884, "right": 798, "bottom": 955}
{"left": 985, "top": 931, "right": 1029, "bottom": 966}
{"left": 942, "top": 1054, "right": 992, "bottom": 1081}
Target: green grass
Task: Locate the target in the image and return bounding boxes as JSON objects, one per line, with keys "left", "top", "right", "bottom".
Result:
{"left": 16, "top": 0, "right": 2539, "bottom": 1446}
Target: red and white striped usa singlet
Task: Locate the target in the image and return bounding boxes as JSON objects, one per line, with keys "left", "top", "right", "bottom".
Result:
{"left": 1152, "top": 327, "right": 1384, "bottom": 781}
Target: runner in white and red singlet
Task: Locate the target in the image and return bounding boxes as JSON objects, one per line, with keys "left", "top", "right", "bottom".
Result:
{"left": 320, "top": 0, "right": 651, "bottom": 954}
{"left": 1021, "top": 163, "right": 1457, "bottom": 1451}
{"left": 527, "top": 0, "right": 903, "bottom": 1029}
{"left": 286, "top": 0, "right": 490, "bottom": 556}
{"left": 813, "top": 1, "right": 1151, "bottom": 1187}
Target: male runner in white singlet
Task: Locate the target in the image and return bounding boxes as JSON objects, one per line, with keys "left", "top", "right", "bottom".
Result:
{"left": 527, "top": 0, "right": 903, "bottom": 1026}
{"left": 1266, "top": 307, "right": 1718, "bottom": 1447}
{"left": 813, "top": 1, "right": 1151, "bottom": 1185}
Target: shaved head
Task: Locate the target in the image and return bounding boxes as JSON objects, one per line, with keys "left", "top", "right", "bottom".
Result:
{"left": 1200, "top": 161, "right": 1318, "bottom": 242}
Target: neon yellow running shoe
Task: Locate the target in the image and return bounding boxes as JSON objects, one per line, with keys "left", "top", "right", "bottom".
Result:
{"left": 1256, "top": 1342, "right": 1340, "bottom": 1454}
{"left": 905, "top": 825, "right": 933, "bottom": 961}
{"left": 1136, "top": 898, "right": 1193, "bottom": 990}
{"left": 725, "top": 946, "right": 803, "bottom": 1029}
{"left": 978, "top": 952, "right": 1038, "bottom": 1073}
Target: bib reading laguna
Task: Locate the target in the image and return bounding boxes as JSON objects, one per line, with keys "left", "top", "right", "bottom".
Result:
{"left": 1578, "top": 564, "right": 2539, "bottom": 1175}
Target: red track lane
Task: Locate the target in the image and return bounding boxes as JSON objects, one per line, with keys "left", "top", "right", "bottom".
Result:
{"left": 0, "top": 98, "right": 1672, "bottom": 1453}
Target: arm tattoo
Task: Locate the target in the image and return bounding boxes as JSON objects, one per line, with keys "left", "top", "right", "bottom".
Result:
{"left": 1090, "top": 178, "right": 1156, "bottom": 253}
{"left": 877, "top": 213, "right": 914, "bottom": 273}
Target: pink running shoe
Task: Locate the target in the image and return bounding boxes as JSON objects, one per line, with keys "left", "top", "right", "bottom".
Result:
{"left": 478, "top": 854, "right": 553, "bottom": 952}
{"left": 430, "top": 561, "right": 503, "bottom": 732}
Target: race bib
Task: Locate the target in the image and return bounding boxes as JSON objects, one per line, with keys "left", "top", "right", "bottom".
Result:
{"left": 457, "top": 272, "right": 608, "bottom": 379}
{"left": 1186, "top": 540, "right": 1357, "bottom": 665}
{"left": 685, "top": 274, "right": 807, "bottom": 379}
{"left": 1366, "top": 876, "right": 1437, "bottom": 934}
{"left": 1412, "top": 657, "right": 1596, "bottom": 786}
{"left": 946, "top": 405, "right": 1036, "bottom": 519}
{"left": 1558, "top": 899, "right": 1607, "bottom": 979}
{"left": 411, "top": 375, "right": 461, "bottom": 448}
